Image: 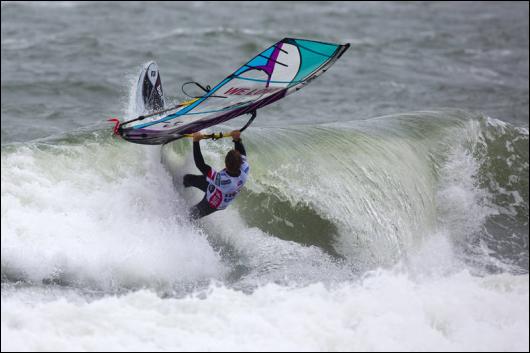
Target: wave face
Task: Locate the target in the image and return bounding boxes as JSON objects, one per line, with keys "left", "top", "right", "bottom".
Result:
{"left": 164, "top": 110, "right": 528, "bottom": 275}
{"left": 3, "top": 110, "right": 528, "bottom": 287}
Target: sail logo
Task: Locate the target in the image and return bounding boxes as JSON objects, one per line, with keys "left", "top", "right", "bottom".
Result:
{"left": 224, "top": 87, "right": 281, "bottom": 96}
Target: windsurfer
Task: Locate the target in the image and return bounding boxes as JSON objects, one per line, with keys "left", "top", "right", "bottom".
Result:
{"left": 183, "top": 130, "right": 250, "bottom": 219}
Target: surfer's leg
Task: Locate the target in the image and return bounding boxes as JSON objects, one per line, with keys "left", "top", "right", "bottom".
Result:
{"left": 183, "top": 174, "right": 208, "bottom": 192}
{"left": 189, "top": 197, "right": 218, "bottom": 220}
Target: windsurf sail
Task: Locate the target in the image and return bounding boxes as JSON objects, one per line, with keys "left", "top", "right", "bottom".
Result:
{"left": 115, "top": 38, "right": 350, "bottom": 145}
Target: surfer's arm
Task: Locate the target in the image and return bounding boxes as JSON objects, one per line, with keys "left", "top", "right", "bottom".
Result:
{"left": 234, "top": 140, "right": 246, "bottom": 156}
{"left": 192, "top": 135, "right": 212, "bottom": 176}
{"left": 231, "top": 130, "right": 246, "bottom": 156}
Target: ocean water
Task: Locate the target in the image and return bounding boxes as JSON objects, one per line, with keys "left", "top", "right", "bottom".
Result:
{"left": 1, "top": 1, "right": 529, "bottom": 351}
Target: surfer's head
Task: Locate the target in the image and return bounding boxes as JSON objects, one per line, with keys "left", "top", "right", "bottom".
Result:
{"left": 225, "top": 149, "right": 242, "bottom": 175}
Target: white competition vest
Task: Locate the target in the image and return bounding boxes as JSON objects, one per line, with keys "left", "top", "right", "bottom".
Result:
{"left": 205, "top": 156, "right": 250, "bottom": 209}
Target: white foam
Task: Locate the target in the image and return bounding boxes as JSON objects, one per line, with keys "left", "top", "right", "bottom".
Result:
{"left": 436, "top": 144, "right": 497, "bottom": 238}
{"left": 2, "top": 271, "right": 527, "bottom": 352}
{"left": 1, "top": 143, "right": 225, "bottom": 290}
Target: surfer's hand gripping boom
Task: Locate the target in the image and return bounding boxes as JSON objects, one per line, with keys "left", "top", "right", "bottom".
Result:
{"left": 189, "top": 130, "right": 239, "bottom": 141}
{"left": 184, "top": 110, "right": 256, "bottom": 141}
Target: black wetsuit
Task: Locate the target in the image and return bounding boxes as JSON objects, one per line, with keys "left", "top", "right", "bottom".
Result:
{"left": 184, "top": 139, "right": 247, "bottom": 220}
